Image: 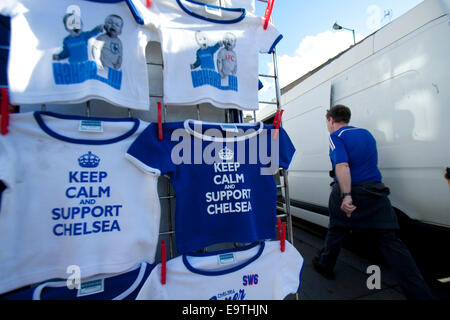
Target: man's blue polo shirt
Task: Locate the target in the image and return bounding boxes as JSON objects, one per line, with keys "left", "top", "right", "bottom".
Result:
{"left": 329, "top": 126, "right": 382, "bottom": 183}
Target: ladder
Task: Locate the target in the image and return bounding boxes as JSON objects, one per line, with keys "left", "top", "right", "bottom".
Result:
{"left": 255, "top": 0, "right": 295, "bottom": 248}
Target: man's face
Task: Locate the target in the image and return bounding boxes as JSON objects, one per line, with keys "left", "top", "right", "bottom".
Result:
{"left": 326, "top": 117, "right": 333, "bottom": 133}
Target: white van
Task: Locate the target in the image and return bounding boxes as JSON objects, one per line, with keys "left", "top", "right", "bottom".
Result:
{"left": 280, "top": 0, "right": 450, "bottom": 237}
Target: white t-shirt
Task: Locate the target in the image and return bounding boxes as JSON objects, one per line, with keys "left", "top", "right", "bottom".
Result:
{"left": 139, "top": 0, "right": 282, "bottom": 111}
{"left": 136, "top": 240, "right": 304, "bottom": 300}
{"left": 0, "top": 0, "right": 155, "bottom": 110}
{"left": 0, "top": 111, "right": 161, "bottom": 295}
{"left": 1, "top": 261, "right": 154, "bottom": 300}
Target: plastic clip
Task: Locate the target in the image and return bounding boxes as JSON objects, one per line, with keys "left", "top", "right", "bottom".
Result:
{"left": 263, "top": 0, "right": 275, "bottom": 30}
{"left": 277, "top": 217, "right": 286, "bottom": 252}
{"left": 281, "top": 221, "right": 286, "bottom": 252}
{"left": 161, "top": 240, "right": 166, "bottom": 284}
{"left": 1, "top": 88, "right": 10, "bottom": 135}
{"left": 146, "top": 0, "right": 152, "bottom": 8}
{"left": 157, "top": 101, "right": 163, "bottom": 141}
{"left": 272, "top": 108, "right": 283, "bottom": 140}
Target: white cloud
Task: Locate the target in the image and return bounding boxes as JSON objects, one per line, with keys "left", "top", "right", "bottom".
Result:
{"left": 266, "top": 30, "right": 363, "bottom": 90}
{"left": 366, "top": 5, "right": 383, "bottom": 31}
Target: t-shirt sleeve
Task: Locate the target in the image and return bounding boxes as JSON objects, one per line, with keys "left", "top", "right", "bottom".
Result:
{"left": 329, "top": 135, "right": 349, "bottom": 165}
{"left": 256, "top": 19, "right": 283, "bottom": 54}
{"left": 278, "top": 127, "right": 296, "bottom": 170}
{"left": 133, "top": 0, "right": 161, "bottom": 30}
{"left": 126, "top": 123, "right": 175, "bottom": 176}
{"left": 136, "top": 264, "right": 167, "bottom": 300}
{"left": 275, "top": 241, "right": 304, "bottom": 299}
{"left": 0, "top": 137, "right": 11, "bottom": 186}
{"left": 0, "top": 137, "right": 12, "bottom": 215}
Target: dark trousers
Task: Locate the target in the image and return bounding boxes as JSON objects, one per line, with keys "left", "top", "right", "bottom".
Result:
{"left": 318, "top": 227, "right": 434, "bottom": 300}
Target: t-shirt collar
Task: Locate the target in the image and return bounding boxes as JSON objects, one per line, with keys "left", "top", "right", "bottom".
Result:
{"left": 332, "top": 125, "right": 354, "bottom": 136}
{"left": 34, "top": 111, "right": 140, "bottom": 145}
{"left": 182, "top": 241, "right": 265, "bottom": 276}
{"left": 176, "top": 0, "right": 246, "bottom": 24}
{"left": 183, "top": 119, "right": 264, "bottom": 142}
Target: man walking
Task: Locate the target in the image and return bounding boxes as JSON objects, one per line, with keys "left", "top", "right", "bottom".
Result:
{"left": 313, "top": 104, "right": 433, "bottom": 300}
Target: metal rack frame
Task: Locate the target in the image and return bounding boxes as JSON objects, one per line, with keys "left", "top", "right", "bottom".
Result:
{"left": 3, "top": 0, "right": 298, "bottom": 299}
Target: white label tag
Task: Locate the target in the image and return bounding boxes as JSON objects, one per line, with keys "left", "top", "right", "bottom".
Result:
{"left": 218, "top": 253, "right": 235, "bottom": 265}
{"left": 205, "top": 5, "right": 222, "bottom": 17}
{"left": 76, "top": 279, "right": 104, "bottom": 297}
{"left": 79, "top": 120, "right": 103, "bottom": 133}
{"left": 220, "top": 124, "right": 239, "bottom": 133}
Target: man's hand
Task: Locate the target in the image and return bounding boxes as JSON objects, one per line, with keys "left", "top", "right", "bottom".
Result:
{"left": 341, "top": 196, "right": 357, "bottom": 218}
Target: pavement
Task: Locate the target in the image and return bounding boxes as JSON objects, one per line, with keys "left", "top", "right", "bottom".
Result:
{"left": 285, "top": 218, "right": 450, "bottom": 300}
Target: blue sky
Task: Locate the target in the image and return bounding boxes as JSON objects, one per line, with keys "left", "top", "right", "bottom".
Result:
{"left": 252, "top": 0, "right": 424, "bottom": 105}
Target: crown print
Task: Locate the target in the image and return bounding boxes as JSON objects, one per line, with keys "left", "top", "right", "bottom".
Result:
{"left": 78, "top": 151, "right": 100, "bottom": 168}
{"left": 219, "top": 147, "right": 234, "bottom": 161}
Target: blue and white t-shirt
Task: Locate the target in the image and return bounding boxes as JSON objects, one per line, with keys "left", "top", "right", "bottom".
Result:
{"left": 329, "top": 126, "right": 382, "bottom": 183}
{"left": 0, "top": 0, "right": 155, "bottom": 110}
{"left": 0, "top": 111, "right": 161, "bottom": 295}
{"left": 137, "top": 0, "right": 282, "bottom": 110}
{"left": 126, "top": 119, "right": 296, "bottom": 253}
{"left": 136, "top": 240, "right": 304, "bottom": 300}
{"left": 0, "top": 262, "right": 154, "bottom": 300}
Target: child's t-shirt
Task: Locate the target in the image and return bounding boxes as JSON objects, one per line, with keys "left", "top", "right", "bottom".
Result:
{"left": 0, "top": 0, "right": 155, "bottom": 110}
{"left": 136, "top": 240, "right": 304, "bottom": 300}
{"left": 137, "top": 0, "right": 282, "bottom": 110}
{"left": 1, "top": 261, "right": 154, "bottom": 300}
{"left": 0, "top": 111, "right": 161, "bottom": 295}
{"left": 126, "top": 120, "right": 296, "bottom": 253}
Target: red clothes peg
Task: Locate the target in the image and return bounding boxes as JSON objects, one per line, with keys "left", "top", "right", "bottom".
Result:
{"left": 272, "top": 108, "right": 283, "bottom": 140}
{"left": 281, "top": 221, "right": 286, "bottom": 252}
{"left": 277, "top": 217, "right": 286, "bottom": 252}
{"left": 157, "top": 101, "right": 163, "bottom": 141}
{"left": 1, "top": 88, "right": 10, "bottom": 135}
{"left": 161, "top": 240, "right": 166, "bottom": 284}
{"left": 146, "top": 0, "right": 152, "bottom": 8}
{"left": 263, "top": 0, "right": 275, "bottom": 30}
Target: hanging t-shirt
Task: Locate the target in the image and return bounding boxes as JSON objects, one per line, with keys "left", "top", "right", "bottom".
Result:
{"left": 0, "top": 0, "right": 155, "bottom": 110}
{"left": 126, "top": 120, "right": 296, "bottom": 253}
{"left": 137, "top": 0, "right": 282, "bottom": 111}
{"left": 136, "top": 240, "right": 304, "bottom": 300}
{"left": 0, "top": 262, "right": 154, "bottom": 300}
{"left": 0, "top": 111, "right": 161, "bottom": 295}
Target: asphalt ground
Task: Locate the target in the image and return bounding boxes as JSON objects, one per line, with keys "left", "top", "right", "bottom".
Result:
{"left": 286, "top": 217, "right": 450, "bottom": 300}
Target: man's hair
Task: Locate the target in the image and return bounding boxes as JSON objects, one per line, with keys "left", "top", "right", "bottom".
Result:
{"left": 326, "top": 104, "right": 351, "bottom": 123}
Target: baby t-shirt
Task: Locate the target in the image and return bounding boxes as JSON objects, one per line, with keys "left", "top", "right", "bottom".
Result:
{"left": 136, "top": 240, "right": 304, "bottom": 300}
{"left": 126, "top": 119, "right": 296, "bottom": 253}
{"left": 138, "top": 0, "right": 282, "bottom": 110}
{"left": 0, "top": 0, "right": 155, "bottom": 110}
{"left": 0, "top": 111, "right": 161, "bottom": 295}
